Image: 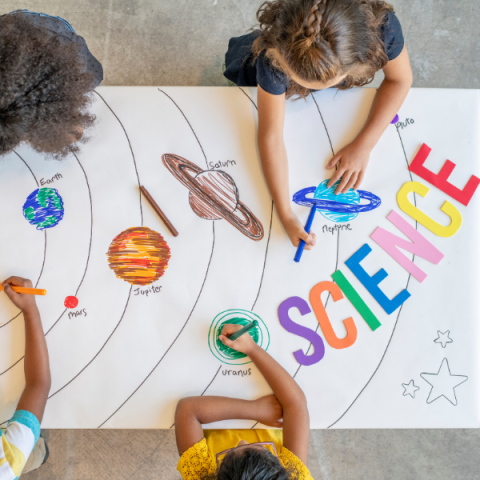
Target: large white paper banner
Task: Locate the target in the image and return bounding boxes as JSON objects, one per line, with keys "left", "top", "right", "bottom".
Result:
{"left": 0, "top": 87, "right": 478, "bottom": 428}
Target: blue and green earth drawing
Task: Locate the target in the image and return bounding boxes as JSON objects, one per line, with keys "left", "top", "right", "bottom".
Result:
{"left": 23, "top": 188, "right": 64, "bottom": 230}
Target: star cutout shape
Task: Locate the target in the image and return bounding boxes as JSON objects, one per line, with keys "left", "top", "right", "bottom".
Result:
{"left": 434, "top": 330, "right": 453, "bottom": 348}
{"left": 402, "top": 380, "right": 419, "bottom": 398}
{"left": 420, "top": 358, "right": 468, "bottom": 405}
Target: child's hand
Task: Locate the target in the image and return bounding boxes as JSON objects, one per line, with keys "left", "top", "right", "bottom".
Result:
{"left": 2, "top": 277, "right": 37, "bottom": 313}
{"left": 281, "top": 212, "right": 316, "bottom": 250}
{"left": 219, "top": 324, "right": 258, "bottom": 356}
{"left": 252, "top": 394, "right": 283, "bottom": 428}
{"left": 326, "top": 140, "right": 371, "bottom": 194}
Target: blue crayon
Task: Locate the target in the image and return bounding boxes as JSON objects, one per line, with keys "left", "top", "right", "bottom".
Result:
{"left": 294, "top": 204, "right": 316, "bottom": 263}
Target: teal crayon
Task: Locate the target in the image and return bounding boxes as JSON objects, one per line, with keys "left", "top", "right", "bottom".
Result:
{"left": 229, "top": 320, "right": 257, "bottom": 342}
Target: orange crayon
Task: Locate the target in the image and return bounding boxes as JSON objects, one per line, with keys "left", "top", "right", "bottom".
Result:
{"left": 0, "top": 285, "right": 46, "bottom": 296}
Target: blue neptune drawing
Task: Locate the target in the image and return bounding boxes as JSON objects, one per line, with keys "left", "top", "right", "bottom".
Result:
{"left": 23, "top": 188, "right": 65, "bottom": 230}
{"left": 293, "top": 179, "right": 381, "bottom": 223}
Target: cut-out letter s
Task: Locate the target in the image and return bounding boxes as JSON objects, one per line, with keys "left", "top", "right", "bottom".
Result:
{"left": 278, "top": 296, "right": 325, "bottom": 366}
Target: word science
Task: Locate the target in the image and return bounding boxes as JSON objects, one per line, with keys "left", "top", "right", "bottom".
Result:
{"left": 279, "top": 143, "right": 480, "bottom": 366}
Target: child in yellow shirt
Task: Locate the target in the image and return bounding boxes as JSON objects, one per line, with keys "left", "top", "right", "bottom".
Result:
{"left": 175, "top": 324, "right": 313, "bottom": 479}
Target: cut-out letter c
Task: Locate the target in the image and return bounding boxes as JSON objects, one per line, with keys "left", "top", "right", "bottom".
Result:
{"left": 309, "top": 281, "right": 357, "bottom": 349}
{"left": 397, "top": 181, "right": 462, "bottom": 238}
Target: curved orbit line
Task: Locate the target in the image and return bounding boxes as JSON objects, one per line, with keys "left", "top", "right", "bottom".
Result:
{"left": 186, "top": 87, "right": 273, "bottom": 425}
{"left": 98, "top": 224, "right": 216, "bottom": 428}
{"left": 326, "top": 119, "right": 418, "bottom": 428}
{"left": 0, "top": 154, "right": 96, "bottom": 397}
{"left": 0, "top": 151, "right": 46, "bottom": 330}
{"left": 49, "top": 286, "right": 133, "bottom": 399}
{"left": 46, "top": 94, "right": 146, "bottom": 397}
{"left": 250, "top": 92, "right": 340, "bottom": 429}
{"left": 44, "top": 152, "right": 94, "bottom": 336}
{"left": 94, "top": 91, "right": 143, "bottom": 225}
{"left": 98, "top": 88, "right": 215, "bottom": 427}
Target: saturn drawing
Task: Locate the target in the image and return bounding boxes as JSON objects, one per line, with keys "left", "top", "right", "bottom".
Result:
{"left": 162, "top": 154, "right": 264, "bottom": 241}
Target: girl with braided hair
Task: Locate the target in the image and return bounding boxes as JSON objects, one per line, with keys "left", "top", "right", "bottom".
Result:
{"left": 224, "top": 0, "right": 412, "bottom": 250}
{"left": 175, "top": 323, "right": 312, "bottom": 479}
{"left": 0, "top": 10, "right": 102, "bottom": 159}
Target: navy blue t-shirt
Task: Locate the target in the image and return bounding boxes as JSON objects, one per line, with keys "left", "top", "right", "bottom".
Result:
{"left": 224, "top": 11, "right": 404, "bottom": 95}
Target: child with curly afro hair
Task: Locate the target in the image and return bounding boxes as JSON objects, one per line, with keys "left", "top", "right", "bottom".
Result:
{"left": 0, "top": 10, "right": 103, "bottom": 159}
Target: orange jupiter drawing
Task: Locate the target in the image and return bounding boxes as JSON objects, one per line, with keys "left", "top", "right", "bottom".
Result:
{"left": 107, "top": 227, "right": 171, "bottom": 285}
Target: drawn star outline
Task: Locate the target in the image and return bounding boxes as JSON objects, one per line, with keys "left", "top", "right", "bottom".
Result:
{"left": 402, "top": 380, "right": 420, "bottom": 398}
{"left": 434, "top": 330, "right": 453, "bottom": 348}
{"left": 420, "top": 358, "right": 468, "bottom": 406}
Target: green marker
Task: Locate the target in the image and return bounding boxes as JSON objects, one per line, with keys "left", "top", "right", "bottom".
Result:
{"left": 229, "top": 320, "right": 258, "bottom": 342}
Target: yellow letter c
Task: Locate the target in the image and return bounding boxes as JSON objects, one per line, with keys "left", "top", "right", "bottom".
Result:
{"left": 397, "top": 181, "right": 462, "bottom": 238}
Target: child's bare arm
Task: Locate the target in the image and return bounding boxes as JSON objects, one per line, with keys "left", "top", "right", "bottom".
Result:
{"left": 257, "top": 85, "right": 316, "bottom": 249}
{"left": 2, "top": 277, "right": 51, "bottom": 422}
{"left": 220, "top": 325, "right": 310, "bottom": 465}
{"left": 327, "top": 46, "right": 413, "bottom": 194}
{"left": 175, "top": 394, "right": 283, "bottom": 455}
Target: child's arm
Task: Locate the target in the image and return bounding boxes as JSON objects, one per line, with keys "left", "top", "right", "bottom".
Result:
{"left": 2, "top": 277, "right": 51, "bottom": 422}
{"left": 220, "top": 325, "right": 310, "bottom": 465}
{"left": 175, "top": 393, "right": 283, "bottom": 454}
{"left": 327, "top": 46, "right": 413, "bottom": 194}
{"left": 257, "top": 85, "right": 317, "bottom": 249}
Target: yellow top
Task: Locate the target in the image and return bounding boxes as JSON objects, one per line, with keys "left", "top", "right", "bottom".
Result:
{"left": 177, "top": 429, "right": 313, "bottom": 480}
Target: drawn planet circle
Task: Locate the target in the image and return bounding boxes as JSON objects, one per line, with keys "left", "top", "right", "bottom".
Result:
{"left": 293, "top": 179, "right": 381, "bottom": 223}
{"left": 391, "top": 114, "right": 399, "bottom": 124}
{"left": 23, "top": 188, "right": 64, "bottom": 230}
{"left": 64, "top": 296, "right": 79, "bottom": 309}
{"left": 208, "top": 309, "right": 270, "bottom": 366}
{"left": 314, "top": 180, "right": 361, "bottom": 222}
{"left": 107, "top": 227, "right": 171, "bottom": 286}
{"left": 162, "top": 154, "right": 264, "bottom": 241}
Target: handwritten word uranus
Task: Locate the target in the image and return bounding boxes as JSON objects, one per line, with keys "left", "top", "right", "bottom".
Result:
{"left": 279, "top": 143, "right": 480, "bottom": 366}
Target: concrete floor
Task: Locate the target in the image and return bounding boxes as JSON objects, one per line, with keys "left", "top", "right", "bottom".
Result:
{"left": 0, "top": 0, "right": 479, "bottom": 478}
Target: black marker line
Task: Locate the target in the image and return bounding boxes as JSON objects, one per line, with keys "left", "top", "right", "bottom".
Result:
{"left": 327, "top": 124, "right": 418, "bottom": 428}
{"left": 99, "top": 90, "right": 215, "bottom": 427}
{"left": 44, "top": 152, "right": 93, "bottom": 336}
{"left": 95, "top": 91, "right": 143, "bottom": 225}
{"left": 72, "top": 152, "right": 93, "bottom": 296}
{"left": 158, "top": 89, "right": 208, "bottom": 167}
{"left": 0, "top": 357, "right": 24, "bottom": 376}
{"left": 170, "top": 364, "right": 223, "bottom": 429}
{"left": 0, "top": 152, "right": 46, "bottom": 331}
{"left": 251, "top": 201, "right": 274, "bottom": 311}
{"left": 98, "top": 224, "right": 216, "bottom": 428}
{"left": 237, "top": 87, "right": 258, "bottom": 111}
{"left": 48, "top": 287, "right": 133, "bottom": 399}
{"left": 292, "top": 93, "right": 339, "bottom": 381}
{"left": 198, "top": 91, "right": 273, "bottom": 410}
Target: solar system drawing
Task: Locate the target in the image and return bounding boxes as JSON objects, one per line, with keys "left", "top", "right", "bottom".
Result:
{"left": 0, "top": 87, "right": 478, "bottom": 429}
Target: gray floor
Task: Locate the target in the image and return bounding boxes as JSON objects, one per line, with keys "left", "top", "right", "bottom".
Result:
{"left": 0, "top": 0, "right": 479, "bottom": 479}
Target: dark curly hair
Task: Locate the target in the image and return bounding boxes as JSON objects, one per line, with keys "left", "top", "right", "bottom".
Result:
{"left": 0, "top": 14, "right": 96, "bottom": 158}
{"left": 201, "top": 446, "right": 300, "bottom": 480}
{"left": 253, "top": 0, "right": 395, "bottom": 98}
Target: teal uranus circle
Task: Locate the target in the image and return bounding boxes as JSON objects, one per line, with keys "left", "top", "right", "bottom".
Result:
{"left": 208, "top": 309, "right": 270, "bottom": 365}
{"left": 314, "top": 179, "right": 360, "bottom": 223}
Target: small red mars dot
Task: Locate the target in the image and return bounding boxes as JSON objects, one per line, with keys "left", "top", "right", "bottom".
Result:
{"left": 64, "top": 296, "right": 79, "bottom": 309}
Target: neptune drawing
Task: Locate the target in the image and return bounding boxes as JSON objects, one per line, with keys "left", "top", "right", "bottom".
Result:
{"left": 293, "top": 179, "right": 381, "bottom": 223}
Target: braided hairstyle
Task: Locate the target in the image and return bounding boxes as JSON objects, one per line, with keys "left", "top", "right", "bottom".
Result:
{"left": 0, "top": 14, "right": 96, "bottom": 158}
{"left": 253, "top": 0, "right": 395, "bottom": 98}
